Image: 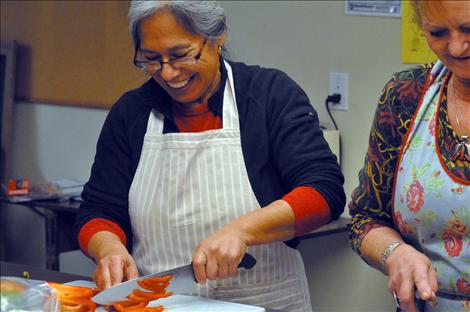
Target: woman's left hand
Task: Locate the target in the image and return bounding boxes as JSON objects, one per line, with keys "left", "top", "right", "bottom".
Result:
{"left": 385, "top": 243, "right": 438, "bottom": 311}
{"left": 192, "top": 224, "right": 249, "bottom": 284}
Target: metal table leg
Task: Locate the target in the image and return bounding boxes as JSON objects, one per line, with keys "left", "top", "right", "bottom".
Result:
{"left": 42, "top": 208, "right": 59, "bottom": 271}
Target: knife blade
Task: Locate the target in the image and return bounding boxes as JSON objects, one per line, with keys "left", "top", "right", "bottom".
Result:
{"left": 92, "top": 253, "right": 256, "bottom": 305}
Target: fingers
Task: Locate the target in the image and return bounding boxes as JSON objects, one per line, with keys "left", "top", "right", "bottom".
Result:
{"left": 217, "top": 263, "right": 230, "bottom": 279}
{"left": 228, "top": 260, "right": 238, "bottom": 278}
{"left": 94, "top": 262, "right": 111, "bottom": 291}
{"left": 428, "top": 266, "right": 438, "bottom": 304}
{"left": 193, "top": 248, "right": 242, "bottom": 285}
{"left": 124, "top": 256, "right": 139, "bottom": 281}
{"left": 387, "top": 246, "right": 437, "bottom": 312}
{"left": 192, "top": 250, "right": 208, "bottom": 285}
{"left": 193, "top": 229, "right": 247, "bottom": 284}
{"left": 205, "top": 251, "right": 219, "bottom": 281}
{"left": 414, "top": 264, "right": 436, "bottom": 302}
{"left": 395, "top": 279, "right": 419, "bottom": 312}
{"left": 94, "top": 254, "right": 136, "bottom": 291}
{"left": 109, "top": 257, "right": 125, "bottom": 287}
{"left": 428, "top": 265, "right": 438, "bottom": 291}
{"left": 210, "top": 251, "right": 238, "bottom": 280}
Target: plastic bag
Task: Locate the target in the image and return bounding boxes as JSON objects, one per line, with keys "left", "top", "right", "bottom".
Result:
{"left": 1, "top": 277, "right": 60, "bottom": 312}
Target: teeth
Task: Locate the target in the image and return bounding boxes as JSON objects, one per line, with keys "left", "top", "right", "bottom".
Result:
{"left": 167, "top": 79, "right": 190, "bottom": 89}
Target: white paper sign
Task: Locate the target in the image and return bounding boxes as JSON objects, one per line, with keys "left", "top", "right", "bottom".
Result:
{"left": 345, "top": 0, "right": 401, "bottom": 18}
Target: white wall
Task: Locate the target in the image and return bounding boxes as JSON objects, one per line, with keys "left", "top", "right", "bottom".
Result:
{"left": 5, "top": 1, "right": 412, "bottom": 310}
{"left": 5, "top": 103, "right": 106, "bottom": 268}
{"left": 10, "top": 103, "right": 107, "bottom": 183}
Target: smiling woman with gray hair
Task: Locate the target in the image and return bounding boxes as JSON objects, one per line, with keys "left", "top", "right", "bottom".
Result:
{"left": 74, "top": 1, "right": 345, "bottom": 311}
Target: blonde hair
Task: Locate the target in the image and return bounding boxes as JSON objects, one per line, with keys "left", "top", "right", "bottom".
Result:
{"left": 410, "top": 0, "right": 448, "bottom": 28}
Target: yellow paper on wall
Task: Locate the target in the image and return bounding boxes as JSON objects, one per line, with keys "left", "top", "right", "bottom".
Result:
{"left": 401, "top": 1, "right": 437, "bottom": 64}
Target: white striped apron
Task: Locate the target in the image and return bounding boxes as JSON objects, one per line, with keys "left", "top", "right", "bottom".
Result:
{"left": 128, "top": 61, "right": 312, "bottom": 312}
{"left": 393, "top": 61, "right": 470, "bottom": 311}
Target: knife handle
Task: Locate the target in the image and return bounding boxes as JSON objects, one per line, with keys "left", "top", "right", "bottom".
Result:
{"left": 238, "top": 253, "right": 256, "bottom": 269}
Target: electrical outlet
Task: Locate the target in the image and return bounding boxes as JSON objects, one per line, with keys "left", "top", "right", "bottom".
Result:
{"left": 329, "top": 72, "right": 348, "bottom": 111}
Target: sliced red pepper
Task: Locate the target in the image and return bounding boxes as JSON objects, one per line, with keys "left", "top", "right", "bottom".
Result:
{"left": 48, "top": 282, "right": 98, "bottom": 297}
{"left": 133, "top": 289, "right": 172, "bottom": 299}
{"left": 47, "top": 282, "right": 98, "bottom": 312}
{"left": 112, "top": 274, "right": 173, "bottom": 311}
{"left": 137, "top": 274, "right": 172, "bottom": 291}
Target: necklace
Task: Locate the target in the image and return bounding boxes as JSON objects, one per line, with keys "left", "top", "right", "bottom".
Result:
{"left": 450, "top": 80, "right": 470, "bottom": 162}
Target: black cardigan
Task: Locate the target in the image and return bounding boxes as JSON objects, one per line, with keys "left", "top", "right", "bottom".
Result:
{"left": 74, "top": 59, "right": 345, "bottom": 250}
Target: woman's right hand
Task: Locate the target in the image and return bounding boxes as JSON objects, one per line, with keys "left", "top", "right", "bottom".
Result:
{"left": 385, "top": 243, "right": 438, "bottom": 312}
{"left": 88, "top": 232, "right": 139, "bottom": 291}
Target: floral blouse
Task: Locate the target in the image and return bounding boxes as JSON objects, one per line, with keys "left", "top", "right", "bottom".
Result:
{"left": 348, "top": 63, "right": 470, "bottom": 255}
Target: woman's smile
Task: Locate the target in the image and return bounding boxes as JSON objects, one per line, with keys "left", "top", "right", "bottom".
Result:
{"left": 167, "top": 76, "right": 192, "bottom": 89}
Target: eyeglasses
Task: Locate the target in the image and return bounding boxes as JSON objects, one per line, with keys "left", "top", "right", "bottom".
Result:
{"left": 133, "top": 39, "right": 207, "bottom": 73}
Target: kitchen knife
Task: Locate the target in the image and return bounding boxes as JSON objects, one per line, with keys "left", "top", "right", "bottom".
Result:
{"left": 92, "top": 253, "right": 256, "bottom": 305}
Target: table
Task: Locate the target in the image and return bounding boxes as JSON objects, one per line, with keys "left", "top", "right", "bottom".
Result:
{"left": 1, "top": 261, "right": 91, "bottom": 283}
{"left": 299, "top": 216, "right": 349, "bottom": 239}
{"left": 1, "top": 198, "right": 81, "bottom": 271}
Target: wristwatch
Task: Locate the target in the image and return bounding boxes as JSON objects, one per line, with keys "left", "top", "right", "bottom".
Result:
{"left": 380, "top": 241, "right": 402, "bottom": 270}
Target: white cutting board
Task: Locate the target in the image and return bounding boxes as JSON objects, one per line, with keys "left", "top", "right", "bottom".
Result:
{"left": 148, "top": 295, "right": 265, "bottom": 311}
{"left": 67, "top": 281, "right": 265, "bottom": 311}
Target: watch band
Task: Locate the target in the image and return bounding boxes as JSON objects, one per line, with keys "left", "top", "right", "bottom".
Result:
{"left": 380, "top": 241, "right": 402, "bottom": 270}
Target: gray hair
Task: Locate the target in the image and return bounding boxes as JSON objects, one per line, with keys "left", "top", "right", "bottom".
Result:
{"left": 128, "top": 1, "right": 228, "bottom": 55}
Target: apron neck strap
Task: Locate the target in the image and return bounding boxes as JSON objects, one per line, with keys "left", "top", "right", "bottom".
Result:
{"left": 221, "top": 60, "right": 240, "bottom": 130}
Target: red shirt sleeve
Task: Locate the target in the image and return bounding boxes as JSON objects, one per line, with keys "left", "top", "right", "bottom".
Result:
{"left": 283, "top": 186, "right": 330, "bottom": 236}
{"left": 78, "top": 218, "right": 127, "bottom": 256}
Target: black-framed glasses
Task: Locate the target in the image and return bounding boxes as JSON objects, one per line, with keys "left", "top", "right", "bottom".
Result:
{"left": 133, "top": 39, "right": 207, "bottom": 72}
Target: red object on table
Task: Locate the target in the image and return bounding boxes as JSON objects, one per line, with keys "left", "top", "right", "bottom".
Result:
{"left": 6, "top": 179, "right": 31, "bottom": 196}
